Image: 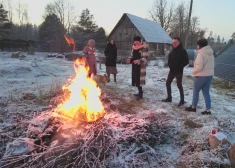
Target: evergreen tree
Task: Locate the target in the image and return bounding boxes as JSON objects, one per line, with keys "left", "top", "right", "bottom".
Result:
{"left": 216, "top": 35, "right": 221, "bottom": 44}
{"left": 78, "top": 8, "right": 97, "bottom": 32}
{"left": 94, "top": 27, "right": 107, "bottom": 48}
{"left": 39, "top": 14, "right": 65, "bottom": 42}
{"left": 7, "top": 23, "right": 39, "bottom": 41}
{"left": 0, "top": 4, "right": 11, "bottom": 39}
{"left": 232, "top": 32, "right": 235, "bottom": 40}
{"left": 39, "top": 14, "right": 66, "bottom": 52}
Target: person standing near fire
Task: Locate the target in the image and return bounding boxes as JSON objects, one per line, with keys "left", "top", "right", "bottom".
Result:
{"left": 185, "top": 39, "right": 214, "bottom": 115}
{"left": 162, "top": 37, "right": 189, "bottom": 106}
{"left": 104, "top": 39, "right": 118, "bottom": 82}
{"left": 83, "top": 39, "right": 97, "bottom": 77}
{"left": 126, "top": 36, "right": 149, "bottom": 100}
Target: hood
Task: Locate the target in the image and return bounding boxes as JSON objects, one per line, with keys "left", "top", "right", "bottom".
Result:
{"left": 106, "top": 42, "right": 116, "bottom": 49}
{"left": 197, "top": 46, "right": 213, "bottom": 56}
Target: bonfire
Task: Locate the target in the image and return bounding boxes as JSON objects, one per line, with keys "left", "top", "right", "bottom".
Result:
{"left": 56, "top": 35, "right": 105, "bottom": 122}
{"left": 55, "top": 58, "right": 106, "bottom": 122}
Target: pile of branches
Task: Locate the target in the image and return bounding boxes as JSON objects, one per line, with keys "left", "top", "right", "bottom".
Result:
{"left": 0, "top": 110, "right": 174, "bottom": 168}
{"left": 177, "top": 116, "right": 235, "bottom": 168}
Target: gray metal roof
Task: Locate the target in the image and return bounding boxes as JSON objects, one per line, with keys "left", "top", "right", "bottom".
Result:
{"left": 215, "top": 41, "right": 235, "bottom": 82}
{"left": 126, "top": 13, "right": 172, "bottom": 44}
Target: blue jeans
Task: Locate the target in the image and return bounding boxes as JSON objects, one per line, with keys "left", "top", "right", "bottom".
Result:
{"left": 192, "top": 76, "right": 213, "bottom": 110}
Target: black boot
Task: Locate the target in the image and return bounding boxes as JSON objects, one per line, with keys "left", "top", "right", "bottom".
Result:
{"left": 136, "top": 94, "right": 143, "bottom": 100}
{"left": 134, "top": 93, "right": 139, "bottom": 96}
{"left": 185, "top": 106, "right": 196, "bottom": 112}
{"left": 201, "top": 110, "right": 211, "bottom": 115}
{"left": 178, "top": 100, "right": 186, "bottom": 107}
{"left": 161, "top": 97, "right": 172, "bottom": 102}
{"left": 136, "top": 86, "right": 143, "bottom": 100}
{"left": 114, "top": 74, "right": 116, "bottom": 82}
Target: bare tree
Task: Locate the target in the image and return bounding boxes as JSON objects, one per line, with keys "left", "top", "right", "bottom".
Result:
{"left": 66, "top": 1, "right": 77, "bottom": 35}
{"left": 184, "top": 0, "right": 193, "bottom": 48}
{"left": 190, "top": 17, "right": 199, "bottom": 32}
{"left": 189, "top": 16, "right": 199, "bottom": 48}
{"left": 221, "top": 37, "right": 225, "bottom": 44}
{"left": 16, "top": 2, "right": 28, "bottom": 25}
{"left": 178, "top": 4, "right": 186, "bottom": 37}
{"left": 170, "top": 3, "right": 187, "bottom": 42}
{"left": 6, "top": 0, "right": 13, "bottom": 22}
{"left": 207, "top": 31, "right": 214, "bottom": 46}
{"left": 23, "top": 8, "right": 28, "bottom": 23}
{"left": 44, "top": 0, "right": 65, "bottom": 26}
{"left": 44, "top": 0, "right": 77, "bottom": 34}
{"left": 168, "top": 2, "right": 206, "bottom": 47}
{"left": 149, "top": 0, "right": 174, "bottom": 32}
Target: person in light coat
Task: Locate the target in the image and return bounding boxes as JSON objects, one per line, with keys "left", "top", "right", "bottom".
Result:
{"left": 185, "top": 39, "right": 215, "bottom": 115}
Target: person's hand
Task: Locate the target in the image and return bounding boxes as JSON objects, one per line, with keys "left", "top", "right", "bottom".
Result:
{"left": 193, "top": 70, "right": 197, "bottom": 75}
{"left": 126, "top": 59, "right": 130, "bottom": 64}
{"left": 133, "top": 60, "right": 140, "bottom": 64}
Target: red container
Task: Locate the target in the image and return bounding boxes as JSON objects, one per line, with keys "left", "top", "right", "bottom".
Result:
{"left": 211, "top": 129, "right": 220, "bottom": 135}
{"left": 211, "top": 130, "right": 216, "bottom": 134}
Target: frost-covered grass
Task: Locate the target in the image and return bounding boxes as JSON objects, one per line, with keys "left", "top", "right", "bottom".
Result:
{"left": 0, "top": 52, "right": 234, "bottom": 167}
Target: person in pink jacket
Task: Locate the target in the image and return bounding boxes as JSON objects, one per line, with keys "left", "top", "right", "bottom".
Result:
{"left": 185, "top": 39, "right": 215, "bottom": 115}
{"left": 83, "top": 39, "right": 97, "bottom": 77}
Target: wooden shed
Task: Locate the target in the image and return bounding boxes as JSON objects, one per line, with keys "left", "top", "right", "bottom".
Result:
{"left": 107, "top": 13, "right": 172, "bottom": 58}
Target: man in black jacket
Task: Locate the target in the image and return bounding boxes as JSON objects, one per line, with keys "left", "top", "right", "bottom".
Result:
{"left": 162, "top": 37, "right": 189, "bottom": 106}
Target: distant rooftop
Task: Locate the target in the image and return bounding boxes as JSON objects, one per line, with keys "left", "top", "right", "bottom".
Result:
{"left": 215, "top": 40, "right": 235, "bottom": 82}
{"left": 108, "top": 13, "right": 172, "bottom": 44}
{"left": 125, "top": 13, "right": 172, "bottom": 44}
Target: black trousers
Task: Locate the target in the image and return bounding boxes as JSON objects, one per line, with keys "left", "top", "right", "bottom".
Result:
{"left": 166, "top": 71, "right": 184, "bottom": 101}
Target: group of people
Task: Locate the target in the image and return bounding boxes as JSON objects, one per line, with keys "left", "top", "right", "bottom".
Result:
{"left": 82, "top": 35, "right": 214, "bottom": 115}
{"left": 161, "top": 37, "right": 214, "bottom": 115}
{"left": 82, "top": 39, "right": 118, "bottom": 82}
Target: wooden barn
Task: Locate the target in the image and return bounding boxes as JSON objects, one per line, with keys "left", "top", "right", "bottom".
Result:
{"left": 107, "top": 13, "right": 172, "bottom": 57}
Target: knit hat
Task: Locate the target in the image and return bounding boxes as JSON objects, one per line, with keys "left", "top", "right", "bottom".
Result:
{"left": 133, "top": 36, "right": 142, "bottom": 42}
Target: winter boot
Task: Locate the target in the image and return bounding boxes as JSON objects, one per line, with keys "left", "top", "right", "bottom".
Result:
{"left": 114, "top": 74, "right": 116, "bottom": 82}
{"left": 178, "top": 100, "right": 186, "bottom": 107}
{"left": 185, "top": 106, "right": 196, "bottom": 112}
{"left": 161, "top": 97, "right": 172, "bottom": 102}
{"left": 136, "top": 94, "right": 143, "bottom": 100}
{"left": 201, "top": 110, "right": 211, "bottom": 115}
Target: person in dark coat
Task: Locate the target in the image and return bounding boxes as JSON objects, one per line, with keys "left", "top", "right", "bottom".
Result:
{"left": 126, "top": 36, "right": 149, "bottom": 100}
{"left": 104, "top": 39, "right": 117, "bottom": 82}
{"left": 162, "top": 37, "right": 189, "bottom": 106}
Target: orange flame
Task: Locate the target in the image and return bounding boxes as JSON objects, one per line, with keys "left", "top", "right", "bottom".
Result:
{"left": 64, "top": 35, "right": 76, "bottom": 52}
{"left": 56, "top": 58, "right": 106, "bottom": 122}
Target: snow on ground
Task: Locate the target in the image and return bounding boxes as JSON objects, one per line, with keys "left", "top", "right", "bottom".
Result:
{"left": 0, "top": 51, "right": 235, "bottom": 167}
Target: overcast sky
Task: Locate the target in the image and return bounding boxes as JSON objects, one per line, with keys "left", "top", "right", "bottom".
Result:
{"left": 4, "top": 0, "right": 235, "bottom": 41}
